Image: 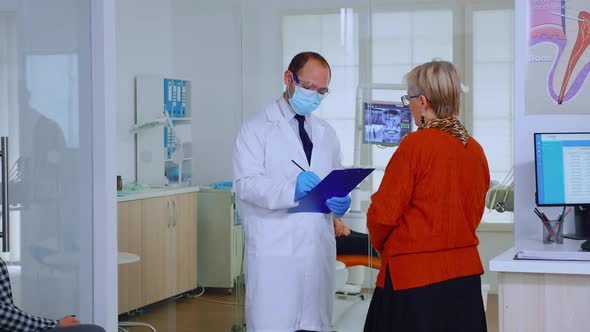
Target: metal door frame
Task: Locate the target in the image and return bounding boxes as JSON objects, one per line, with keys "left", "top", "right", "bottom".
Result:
{"left": 90, "top": 0, "right": 118, "bottom": 330}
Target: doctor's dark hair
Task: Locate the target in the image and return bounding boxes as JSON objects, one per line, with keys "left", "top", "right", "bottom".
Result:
{"left": 404, "top": 60, "right": 461, "bottom": 118}
{"left": 288, "top": 52, "right": 331, "bottom": 78}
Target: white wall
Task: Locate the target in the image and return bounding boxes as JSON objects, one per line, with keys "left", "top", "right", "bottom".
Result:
{"left": 241, "top": 0, "right": 371, "bottom": 122}
{"left": 117, "top": 0, "right": 369, "bottom": 185}
{"left": 116, "top": 0, "right": 242, "bottom": 186}
{"left": 116, "top": 0, "right": 174, "bottom": 182}
{"left": 179, "top": 0, "right": 243, "bottom": 186}
{"left": 513, "top": 0, "right": 590, "bottom": 244}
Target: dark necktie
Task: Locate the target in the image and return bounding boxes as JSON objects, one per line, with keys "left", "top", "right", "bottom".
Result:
{"left": 295, "top": 115, "right": 313, "bottom": 165}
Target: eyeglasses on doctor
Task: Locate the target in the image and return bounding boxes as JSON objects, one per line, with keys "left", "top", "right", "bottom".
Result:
{"left": 292, "top": 72, "right": 330, "bottom": 96}
{"left": 401, "top": 94, "right": 420, "bottom": 107}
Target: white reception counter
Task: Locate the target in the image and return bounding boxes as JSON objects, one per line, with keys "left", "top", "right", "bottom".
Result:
{"left": 490, "top": 239, "right": 590, "bottom": 332}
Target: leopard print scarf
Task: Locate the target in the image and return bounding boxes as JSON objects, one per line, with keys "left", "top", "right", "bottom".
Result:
{"left": 418, "top": 116, "right": 469, "bottom": 145}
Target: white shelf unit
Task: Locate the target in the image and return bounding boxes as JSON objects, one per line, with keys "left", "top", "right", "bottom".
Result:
{"left": 135, "top": 75, "right": 193, "bottom": 186}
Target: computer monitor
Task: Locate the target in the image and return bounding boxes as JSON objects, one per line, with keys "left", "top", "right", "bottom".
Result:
{"left": 534, "top": 132, "right": 590, "bottom": 239}
{"left": 363, "top": 102, "right": 412, "bottom": 146}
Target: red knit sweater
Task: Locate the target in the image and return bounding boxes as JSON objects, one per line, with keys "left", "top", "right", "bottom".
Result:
{"left": 367, "top": 128, "right": 490, "bottom": 290}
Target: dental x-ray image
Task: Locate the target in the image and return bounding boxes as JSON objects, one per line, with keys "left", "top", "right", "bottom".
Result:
{"left": 363, "top": 102, "right": 412, "bottom": 146}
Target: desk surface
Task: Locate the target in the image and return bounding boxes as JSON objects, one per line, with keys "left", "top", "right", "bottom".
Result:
{"left": 490, "top": 238, "right": 590, "bottom": 275}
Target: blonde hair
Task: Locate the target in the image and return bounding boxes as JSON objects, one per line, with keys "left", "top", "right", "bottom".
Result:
{"left": 404, "top": 60, "right": 461, "bottom": 118}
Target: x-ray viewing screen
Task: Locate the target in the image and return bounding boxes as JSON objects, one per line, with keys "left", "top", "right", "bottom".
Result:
{"left": 363, "top": 102, "right": 412, "bottom": 146}
{"left": 535, "top": 132, "right": 590, "bottom": 206}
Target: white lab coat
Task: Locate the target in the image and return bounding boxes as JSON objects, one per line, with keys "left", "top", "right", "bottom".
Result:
{"left": 233, "top": 97, "right": 342, "bottom": 332}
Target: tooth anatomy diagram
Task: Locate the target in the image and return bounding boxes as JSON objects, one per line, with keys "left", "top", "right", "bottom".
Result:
{"left": 528, "top": 0, "right": 590, "bottom": 112}
{"left": 558, "top": 11, "right": 590, "bottom": 104}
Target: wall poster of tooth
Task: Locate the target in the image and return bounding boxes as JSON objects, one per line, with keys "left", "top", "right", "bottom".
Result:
{"left": 527, "top": 0, "right": 590, "bottom": 114}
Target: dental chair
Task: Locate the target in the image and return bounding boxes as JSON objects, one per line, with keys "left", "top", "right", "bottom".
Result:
{"left": 335, "top": 254, "right": 381, "bottom": 295}
{"left": 337, "top": 255, "right": 381, "bottom": 271}
{"left": 332, "top": 214, "right": 380, "bottom": 332}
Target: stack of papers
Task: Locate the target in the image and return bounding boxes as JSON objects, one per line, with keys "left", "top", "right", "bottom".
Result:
{"left": 515, "top": 249, "right": 590, "bottom": 261}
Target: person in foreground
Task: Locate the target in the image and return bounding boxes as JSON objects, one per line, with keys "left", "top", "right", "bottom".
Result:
{"left": 0, "top": 257, "right": 105, "bottom": 332}
{"left": 364, "top": 60, "right": 490, "bottom": 332}
{"left": 233, "top": 51, "right": 351, "bottom": 332}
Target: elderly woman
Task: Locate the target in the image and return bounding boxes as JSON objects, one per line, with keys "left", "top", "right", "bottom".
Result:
{"left": 364, "top": 60, "right": 490, "bottom": 332}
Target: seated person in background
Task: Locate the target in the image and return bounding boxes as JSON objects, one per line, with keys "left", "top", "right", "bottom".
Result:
{"left": 0, "top": 257, "right": 105, "bottom": 332}
{"left": 334, "top": 218, "right": 378, "bottom": 257}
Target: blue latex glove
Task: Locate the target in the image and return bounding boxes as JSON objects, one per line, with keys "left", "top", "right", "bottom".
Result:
{"left": 294, "top": 171, "right": 321, "bottom": 201}
{"left": 326, "top": 195, "right": 351, "bottom": 216}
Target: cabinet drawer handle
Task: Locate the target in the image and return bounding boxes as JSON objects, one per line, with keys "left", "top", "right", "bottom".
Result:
{"left": 172, "top": 199, "right": 177, "bottom": 227}
{"left": 167, "top": 200, "right": 172, "bottom": 228}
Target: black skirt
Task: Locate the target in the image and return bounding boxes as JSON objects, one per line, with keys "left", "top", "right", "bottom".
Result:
{"left": 363, "top": 267, "right": 487, "bottom": 332}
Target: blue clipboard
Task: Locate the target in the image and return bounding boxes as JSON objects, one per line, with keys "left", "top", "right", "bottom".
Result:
{"left": 288, "top": 168, "right": 375, "bottom": 213}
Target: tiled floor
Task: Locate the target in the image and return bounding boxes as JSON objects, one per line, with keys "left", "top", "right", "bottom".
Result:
{"left": 118, "top": 288, "right": 244, "bottom": 332}
{"left": 120, "top": 290, "right": 499, "bottom": 332}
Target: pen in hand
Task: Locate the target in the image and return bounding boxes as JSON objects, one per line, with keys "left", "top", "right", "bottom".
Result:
{"left": 291, "top": 160, "right": 306, "bottom": 172}
{"left": 292, "top": 160, "right": 320, "bottom": 202}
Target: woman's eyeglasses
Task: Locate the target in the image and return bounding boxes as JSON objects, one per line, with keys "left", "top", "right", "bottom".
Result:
{"left": 401, "top": 94, "right": 420, "bottom": 107}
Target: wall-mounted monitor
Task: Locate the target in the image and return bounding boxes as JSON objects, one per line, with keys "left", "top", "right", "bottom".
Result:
{"left": 363, "top": 102, "right": 412, "bottom": 146}
{"left": 534, "top": 132, "right": 590, "bottom": 239}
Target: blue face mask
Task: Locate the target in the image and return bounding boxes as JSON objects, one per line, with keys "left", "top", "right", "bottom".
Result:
{"left": 289, "top": 85, "right": 323, "bottom": 116}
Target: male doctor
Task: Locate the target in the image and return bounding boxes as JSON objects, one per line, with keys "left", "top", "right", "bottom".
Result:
{"left": 233, "top": 51, "right": 351, "bottom": 332}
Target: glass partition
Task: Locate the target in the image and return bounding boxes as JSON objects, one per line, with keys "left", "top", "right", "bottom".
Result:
{"left": 242, "top": 1, "right": 373, "bottom": 331}
{"left": 111, "top": 0, "right": 513, "bottom": 330}
{"left": 0, "top": 0, "right": 95, "bottom": 323}
{"left": 241, "top": 1, "right": 513, "bottom": 331}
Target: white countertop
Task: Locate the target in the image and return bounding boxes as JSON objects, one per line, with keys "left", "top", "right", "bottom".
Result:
{"left": 490, "top": 238, "right": 590, "bottom": 275}
{"left": 117, "top": 185, "right": 200, "bottom": 202}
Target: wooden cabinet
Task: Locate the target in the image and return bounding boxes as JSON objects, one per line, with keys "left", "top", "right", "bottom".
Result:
{"left": 173, "top": 192, "right": 198, "bottom": 294}
{"left": 118, "top": 200, "right": 143, "bottom": 314}
{"left": 140, "top": 195, "right": 173, "bottom": 306}
{"left": 497, "top": 272, "right": 590, "bottom": 332}
{"left": 117, "top": 191, "right": 198, "bottom": 314}
{"left": 197, "top": 189, "right": 243, "bottom": 289}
